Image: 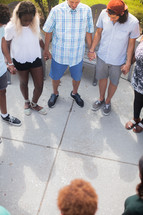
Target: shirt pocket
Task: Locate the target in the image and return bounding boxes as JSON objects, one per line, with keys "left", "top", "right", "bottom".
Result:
{"left": 115, "top": 29, "right": 129, "bottom": 41}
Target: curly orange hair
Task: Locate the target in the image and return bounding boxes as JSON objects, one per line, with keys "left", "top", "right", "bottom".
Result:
{"left": 57, "top": 179, "right": 98, "bottom": 215}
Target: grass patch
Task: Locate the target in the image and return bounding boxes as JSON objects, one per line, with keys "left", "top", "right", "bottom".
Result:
{"left": 1, "top": 0, "right": 143, "bottom": 29}
{"left": 59, "top": 0, "right": 143, "bottom": 24}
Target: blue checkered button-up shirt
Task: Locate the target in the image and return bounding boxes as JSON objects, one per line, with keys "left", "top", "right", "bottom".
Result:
{"left": 43, "top": 1, "right": 94, "bottom": 66}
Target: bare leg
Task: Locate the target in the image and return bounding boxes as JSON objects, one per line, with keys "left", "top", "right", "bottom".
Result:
{"left": 17, "top": 69, "right": 30, "bottom": 109}
{"left": 99, "top": 79, "right": 108, "bottom": 101}
{"left": 52, "top": 79, "right": 60, "bottom": 95}
{"left": 30, "top": 66, "right": 43, "bottom": 104}
{"left": 17, "top": 70, "right": 29, "bottom": 100}
{"left": 72, "top": 79, "right": 80, "bottom": 94}
{"left": 105, "top": 80, "right": 117, "bottom": 104}
{"left": 28, "top": 66, "right": 47, "bottom": 113}
{"left": 0, "top": 89, "right": 7, "bottom": 114}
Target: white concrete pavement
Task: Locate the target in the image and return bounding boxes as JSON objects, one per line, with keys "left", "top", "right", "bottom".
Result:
{"left": 0, "top": 61, "right": 143, "bottom": 215}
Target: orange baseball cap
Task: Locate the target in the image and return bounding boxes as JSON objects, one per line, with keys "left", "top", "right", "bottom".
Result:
{"left": 107, "top": 0, "right": 128, "bottom": 15}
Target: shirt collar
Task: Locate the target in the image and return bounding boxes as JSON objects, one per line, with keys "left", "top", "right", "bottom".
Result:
{"left": 65, "top": 1, "right": 81, "bottom": 13}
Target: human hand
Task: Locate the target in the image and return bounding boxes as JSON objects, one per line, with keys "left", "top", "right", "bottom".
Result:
{"left": 7, "top": 65, "right": 17, "bottom": 74}
{"left": 121, "top": 63, "right": 131, "bottom": 75}
{"left": 88, "top": 51, "right": 96, "bottom": 61}
{"left": 43, "top": 49, "right": 52, "bottom": 60}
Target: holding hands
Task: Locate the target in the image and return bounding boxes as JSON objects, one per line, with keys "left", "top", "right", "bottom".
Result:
{"left": 7, "top": 63, "right": 17, "bottom": 75}
{"left": 121, "top": 62, "right": 131, "bottom": 75}
{"left": 88, "top": 50, "right": 96, "bottom": 61}
{"left": 43, "top": 49, "right": 52, "bottom": 61}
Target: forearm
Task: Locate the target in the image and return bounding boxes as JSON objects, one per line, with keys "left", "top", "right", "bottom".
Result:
{"left": 126, "top": 38, "right": 136, "bottom": 66}
{"left": 89, "top": 28, "right": 102, "bottom": 52}
{"left": 2, "top": 38, "right": 12, "bottom": 64}
{"left": 86, "top": 32, "right": 92, "bottom": 49}
{"left": 121, "top": 38, "right": 136, "bottom": 75}
{"left": 44, "top": 32, "right": 52, "bottom": 51}
{"left": 39, "top": 38, "right": 45, "bottom": 49}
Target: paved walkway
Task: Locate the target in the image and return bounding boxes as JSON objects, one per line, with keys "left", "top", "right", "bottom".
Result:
{"left": 0, "top": 62, "right": 143, "bottom": 215}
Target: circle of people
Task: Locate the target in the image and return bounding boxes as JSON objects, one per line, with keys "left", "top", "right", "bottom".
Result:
{"left": 0, "top": 0, "right": 143, "bottom": 214}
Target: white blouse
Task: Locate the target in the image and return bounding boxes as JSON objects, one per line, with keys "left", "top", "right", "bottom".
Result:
{"left": 5, "top": 21, "right": 41, "bottom": 63}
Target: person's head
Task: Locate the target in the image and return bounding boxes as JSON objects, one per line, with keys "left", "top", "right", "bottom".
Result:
{"left": 57, "top": 179, "right": 98, "bottom": 215}
{"left": 16, "top": 1, "right": 36, "bottom": 26}
{"left": 67, "top": 0, "right": 80, "bottom": 10}
{"left": 11, "top": 1, "right": 39, "bottom": 34}
{"left": 136, "top": 156, "right": 143, "bottom": 198}
{"left": 107, "top": 0, "right": 128, "bottom": 24}
{"left": 0, "top": 4, "right": 10, "bottom": 25}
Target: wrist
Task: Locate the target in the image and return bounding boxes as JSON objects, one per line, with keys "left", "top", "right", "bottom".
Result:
{"left": 88, "top": 50, "right": 95, "bottom": 53}
{"left": 126, "top": 62, "right": 131, "bottom": 67}
{"left": 7, "top": 62, "right": 14, "bottom": 66}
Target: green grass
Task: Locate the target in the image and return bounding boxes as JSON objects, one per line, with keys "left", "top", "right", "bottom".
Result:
{"left": 59, "top": 0, "right": 143, "bottom": 24}
{"left": 1, "top": 0, "right": 143, "bottom": 26}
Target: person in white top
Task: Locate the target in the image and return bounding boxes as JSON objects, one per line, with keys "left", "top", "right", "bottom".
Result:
{"left": 5, "top": 1, "right": 47, "bottom": 116}
{"left": 0, "top": 4, "right": 21, "bottom": 140}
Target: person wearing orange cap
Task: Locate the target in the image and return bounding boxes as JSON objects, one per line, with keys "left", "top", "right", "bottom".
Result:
{"left": 88, "top": 0, "right": 140, "bottom": 116}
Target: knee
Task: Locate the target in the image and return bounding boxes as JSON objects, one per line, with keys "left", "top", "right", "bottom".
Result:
{"left": 35, "top": 85, "right": 43, "bottom": 94}
{"left": 0, "top": 89, "right": 6, "bottom": 96}
{"left": 20, "top": 81, "right": 28, "bottom": 89}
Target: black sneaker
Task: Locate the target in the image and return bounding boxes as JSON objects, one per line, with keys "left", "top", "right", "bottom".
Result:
{"left": 70, "top": 91, "right": 84, "bottom": 107}
{"left": 48, "top": 93, "right": 59, "bottom": 108}
{"left": 1, "top": 114, "right": 22, "bottom": 126}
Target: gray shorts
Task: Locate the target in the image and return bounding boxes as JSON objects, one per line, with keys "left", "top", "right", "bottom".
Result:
{"left": 96, "top": 56, "right": 122, "bottom": 86}
{"left": 0, "top": 72, "right": 7, "bottom": 90}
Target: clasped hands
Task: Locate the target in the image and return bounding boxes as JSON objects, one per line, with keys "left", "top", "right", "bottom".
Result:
{"left": 7, "top": 64, "right": 17, "bottom": 74}
{"left": 121, "top": 62, "right": 131, "bottom": 75}
{"left": 43, "top": 49, "right": 52, "bottom": 61}
{"left": 88, "top": 51, "right": 96, "bottom": 61}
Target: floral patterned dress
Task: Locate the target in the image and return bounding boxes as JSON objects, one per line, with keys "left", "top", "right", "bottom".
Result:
{"left": 132, "top": 40, "right": 143, "bottom": 95}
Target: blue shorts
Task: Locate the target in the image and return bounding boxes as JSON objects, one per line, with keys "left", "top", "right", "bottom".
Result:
{"left": 50, "top": 58, "right": 83, "bottom": 81}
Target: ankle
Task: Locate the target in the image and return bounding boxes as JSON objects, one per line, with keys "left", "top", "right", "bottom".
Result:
{"left": 53, "top": 91, "right": 59, "bottom": 95}
{"left": 31, "top": 101, "right": 37, "bottom": 107}
{"left": 72, "top": 91, "right": 77, "bottom": 95}
{"left": 105, "top": 99, "right": 111, "bottom": 105}
{"left": 99, "top": 98, "right": 104, "bottom": 102}
{"left": 1, "top": 113, "right": 8, "bottom": 118}
{"left": 25, "top": 99, "right": 30, "bottom": 104}
{"left": 134, "top": 118, "right": 140, "bottom": 122}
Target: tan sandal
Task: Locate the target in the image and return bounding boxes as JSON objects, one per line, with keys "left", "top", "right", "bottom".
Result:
{"left": 24, "top": 100, "right": 32, "bottom": 116}
{"left": 125, "top": 118, "right": 140, "bottom": 130}
{"left": 31, "top": 102, "right": 47, "bottom": 115}
{"left": 133, "top": 122, "right": 143, "bottom": 133}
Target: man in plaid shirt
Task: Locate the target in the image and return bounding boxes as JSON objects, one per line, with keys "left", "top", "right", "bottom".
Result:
{"left": 43, "top": 0, "right": 94, "bottom": 108}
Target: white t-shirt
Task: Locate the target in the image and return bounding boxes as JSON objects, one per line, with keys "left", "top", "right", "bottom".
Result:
{"left": 5, "top": 21, "right": 41, "bottom": 63}
{"left": 0, "top": 26, "right": 7, "bottom": 77}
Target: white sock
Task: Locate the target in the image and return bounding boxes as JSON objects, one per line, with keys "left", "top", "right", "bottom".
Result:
{"left": 1, "top": 113, "right": 8, "bottom": 118}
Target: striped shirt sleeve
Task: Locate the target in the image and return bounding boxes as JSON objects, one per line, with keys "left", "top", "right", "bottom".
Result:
{"left": 86, "top": 7, "right": 94, "bottom": 33}
{"left": 43, "top": 8, "right": 56, "bottom": 33}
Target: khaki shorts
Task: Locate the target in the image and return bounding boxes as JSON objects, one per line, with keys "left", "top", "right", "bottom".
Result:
{"left": 0, "top": 72, "right": 7, "bottom": 90}
{"left": 96, "top": 56, "right": 122, "bottom": 86}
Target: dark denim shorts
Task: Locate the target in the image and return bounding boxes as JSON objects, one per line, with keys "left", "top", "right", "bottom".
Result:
{"left": 0, "top": 72, "right": 7, "bottom": 90}
{"left": 13, "top": 58, "right": 42, "bottom": 71}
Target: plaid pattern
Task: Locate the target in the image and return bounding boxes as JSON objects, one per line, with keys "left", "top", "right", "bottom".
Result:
{"left": 43, "top": 1, "right": 94, "bottom": 66}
